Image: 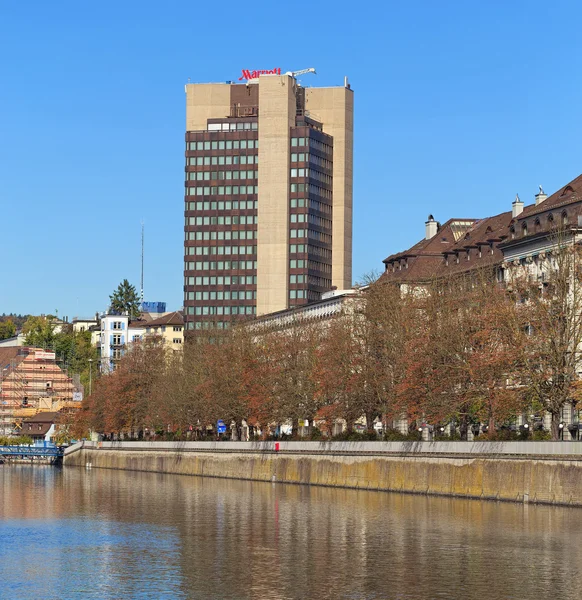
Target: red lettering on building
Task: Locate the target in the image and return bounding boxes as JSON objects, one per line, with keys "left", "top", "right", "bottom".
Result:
{"left": 238, "top": 68, "right": 282, "bottom": 81}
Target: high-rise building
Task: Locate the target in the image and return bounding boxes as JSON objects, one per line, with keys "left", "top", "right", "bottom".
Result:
{"left": 183, "top": 71, "right": 353, "bottom": 332}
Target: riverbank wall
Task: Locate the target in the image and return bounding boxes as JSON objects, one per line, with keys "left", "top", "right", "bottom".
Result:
{"left": 64, "top": 441, "right": 582, "bottom": 506}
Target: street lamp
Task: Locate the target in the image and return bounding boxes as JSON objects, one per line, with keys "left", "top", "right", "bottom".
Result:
{"left": 88, "top": 359, "right": 93, "bottom": 397}
{"left": 559, "top": 422, "right": 565, "bottom": 441}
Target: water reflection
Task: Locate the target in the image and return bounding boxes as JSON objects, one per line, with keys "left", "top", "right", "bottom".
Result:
{"left": 1, "top": 465, "right": 581, "bottom": 599}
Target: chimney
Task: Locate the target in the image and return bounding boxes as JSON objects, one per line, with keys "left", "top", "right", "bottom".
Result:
{"left": 425, "top": 215, "right": 438, "bottom": 240}
{"left": 535, "top": 185, "right": 547, "bottom": 206}
{"left": 512, "top": 193, "right": 524, "bottom": 218}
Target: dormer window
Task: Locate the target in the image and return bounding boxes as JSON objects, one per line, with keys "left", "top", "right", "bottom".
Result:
{"left": 510, "top": 226, "right": 516, "bottom": 240}
{"left": 522, "top": 223, "right": 528, "bottom": 237}
{"left": 535, "top": 218, "right": 541, "bottom": 233}
{"left": 562, "top": 211, "right": 569, "bottom": 226}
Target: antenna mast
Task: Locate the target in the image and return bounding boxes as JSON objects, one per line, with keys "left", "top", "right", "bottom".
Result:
{"left": 140, "top": 220, "right": 144, "bottom": 305}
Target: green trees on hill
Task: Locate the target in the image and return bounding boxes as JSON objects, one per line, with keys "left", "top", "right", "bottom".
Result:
{"left": 0, "top": 319, "right": 16, "bottom": 340}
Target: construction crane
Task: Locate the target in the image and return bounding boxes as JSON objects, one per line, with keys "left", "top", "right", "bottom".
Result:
{"left": 284, "top": 68, "right": 316, "bottom": 78}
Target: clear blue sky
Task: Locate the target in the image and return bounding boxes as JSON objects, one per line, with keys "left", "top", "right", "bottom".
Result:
{"left": 1, "top": 0, "right": 581, "bottom": 318}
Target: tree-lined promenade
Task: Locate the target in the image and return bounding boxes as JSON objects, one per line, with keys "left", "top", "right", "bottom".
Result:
{"left": 76, "top": 241, "right": 582, "bottom": 442}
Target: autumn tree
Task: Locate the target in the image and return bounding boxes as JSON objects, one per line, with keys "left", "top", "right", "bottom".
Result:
{"left": 513, "top": 234, "right": 582, "bottom": 440}
{"left": 261, "top": 320, "right": 323, "bottom": 437}
{"left": 396, "top": 278, "right": 469, "bottom": 432}
{"left": 81, "top": 336, "right": 167, "bottom": 437}
{"left": 463, "top": 272, "right": 527, "bottom": 435}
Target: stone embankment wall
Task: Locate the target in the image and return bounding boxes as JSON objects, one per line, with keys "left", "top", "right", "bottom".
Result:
{"left": 64, "top": 441, "right": 582, "bottom": 507}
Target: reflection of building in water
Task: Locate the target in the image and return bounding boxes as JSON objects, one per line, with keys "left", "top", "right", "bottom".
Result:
{"left": 4, "top": 467, "right": 582, "bottom": 599}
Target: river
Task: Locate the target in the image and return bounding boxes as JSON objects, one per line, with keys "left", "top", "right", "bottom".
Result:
{"left": 1, "top": 465, "right": 582, "bottom": 599}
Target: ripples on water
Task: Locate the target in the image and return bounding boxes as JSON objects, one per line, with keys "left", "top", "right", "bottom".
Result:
{"left": 1, "top": 465, "right": 582, "bottom": 599}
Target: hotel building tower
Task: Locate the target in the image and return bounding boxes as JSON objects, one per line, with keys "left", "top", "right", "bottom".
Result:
{"left": 184, "top": 71, "right": 353, "bottom": 331}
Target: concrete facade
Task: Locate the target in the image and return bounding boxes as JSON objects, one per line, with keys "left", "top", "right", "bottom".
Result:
{"left": 186, "top": 83, "right": 231, "bottom": 132}
{"left": 306, "top": 87, "right": 354, "bottom": 290}
{"left": 66, "top": 441, "right": 582, "bottom": 507}
{"left": 256, "top": 75, "right": 295, "bottom": 315}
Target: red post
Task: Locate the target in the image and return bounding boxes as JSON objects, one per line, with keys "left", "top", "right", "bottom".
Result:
{"left": 275, "top": 442, "right": 280, "bottom": 452}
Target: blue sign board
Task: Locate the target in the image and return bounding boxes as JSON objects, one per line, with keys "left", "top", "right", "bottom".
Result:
{"left": 217, "top": 419, "right": 227, "bottom": 434}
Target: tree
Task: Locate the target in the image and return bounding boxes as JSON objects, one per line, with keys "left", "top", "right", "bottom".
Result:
{"left": 513, "top": 235, "right": 582, "bottom": 440}
{"left": 109, "top": 279, "right": 141, "bottom": 318}
{"left": 0, "top": 319, "right": 16, "bottom": 340}
{"left": 23, "top": 315, "right": 56, "bottom": 348}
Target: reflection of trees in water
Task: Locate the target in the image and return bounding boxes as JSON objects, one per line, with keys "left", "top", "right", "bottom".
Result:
{"left": 4, "top": 467, "right": 582, "bottom": 599}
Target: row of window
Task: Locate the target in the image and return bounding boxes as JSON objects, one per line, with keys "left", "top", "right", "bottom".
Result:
{"left": 187, "top": 185, "right": 258, "bottom": 196}
{"left": 308, "top": 214, "right": 332, "bottom": 229}
{"left": 187, "top": 200, "right": 257, "bottom": 212}
{"left": 290, "top": 213, "right": 307, "bottom": 223}
{"left": 187, "top": 305, "right": 256, "bottom": 316}
{"left": 186, "top": 245, "right": 256, "bottom": 256}
{"left": 188, "top": 170, "right": 258, "bottom": 181}
{"left": 187, "top": 215, "right": 258, "bottom": 226}
{"left": 307, "top": 198, "right": 332, "bottom": 215}
{"left": 510, "top": 212, "right": 568, "bottom": 239}
{"left": 186, "top": 260, "right": 257, "bottom": 271}
{"left": 290, "top": 274, "right": 306, "bottom": 284}
{"left": 308, "top": 260, "right": 332, "bottom": 274}
{"left": 290, "top": 244, "right": 306, "bottom": 254}
{"left": 290, "top": 290, "right": 307, "bottom": 299}
{"left": 290, "top": 229, "right": 307, "bottom": 239}
{"left": 187, "top": 230, "right": 257, "bottom": 241}
{"left": 291, "top": 153, "right": 308, "bottom": 163}
{"left": 289, "top": 168, "right": 332, "bottom": 186}
{"left": 308, "top": 169, "right": 332, "bottom": 186}
{"left": 309, "top": 275, "right": 331, "bottom": 288}
{"left": 186, "top": 275, "right": 256, "bottom": 285}
{"left": 187, "top": 321, "right": 231, "bottom": 330}
{"left": 188, "top": 139, "right": 258, "bottom": 151}
{"left": 290, "top": 259, "right": 306, "bottom": 269}
{"left": 309, "top": 245, "right": 332, "bottom": 260}
{"left": 291, "top": 137, "right": 308, "bottom": 147}
{"left": 309, "top": 138, "right": 332, "bottom": 155}
{"left": 308, "top": 230, "right": 331, "bottom": 244}
{"left": 309, "top": 154, "right": 332, "bottom": 170}
{"left": 290, "top": 199, "right": 307, "bottom": 209}
{"left": 190, "top": 290, "right": 257, "bottom": 301}
{"left": 206, "top": 122, "right": 258, "bottom": 132}
{"left": 290, "top": 183, "right": 332, "bottom": 199}
{"left": 187, "top": 154, "right": 257, "bottom": 166}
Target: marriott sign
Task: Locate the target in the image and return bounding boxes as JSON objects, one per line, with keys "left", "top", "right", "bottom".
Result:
{"left": 238, "top": 68, "right": 282, "bottom": 81}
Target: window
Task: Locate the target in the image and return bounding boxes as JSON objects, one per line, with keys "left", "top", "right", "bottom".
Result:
{"left": 562, "top": 211, "right": 569, "bottom": 226}
{"left": 173, "top": 338, "right": 182, "bottom": 344}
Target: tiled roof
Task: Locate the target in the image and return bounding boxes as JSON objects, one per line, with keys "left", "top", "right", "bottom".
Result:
{"left": 0, "top": 348, "right": 27, "bottom": 377}
{"left": 24, "top": 411, "right": 61, "bottom": 423}
{"left": 145, "top": 311, "right": 184, "bottom": 328}
{"left": 381, "top": 210, "right": 517, "bottom": 283}
{"left": 519, "top": 174, "right": 582, "bottom": 219}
